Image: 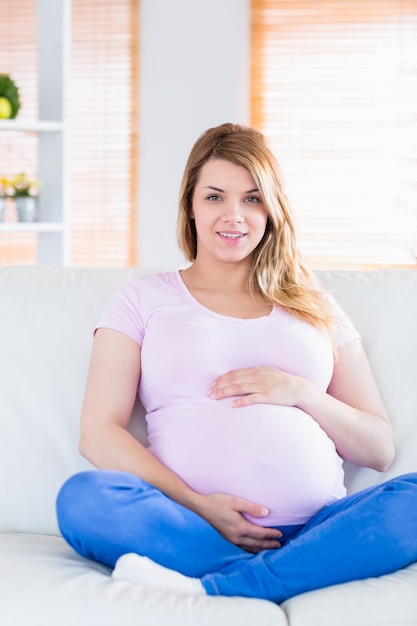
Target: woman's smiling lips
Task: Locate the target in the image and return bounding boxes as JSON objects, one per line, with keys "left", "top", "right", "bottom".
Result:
{"left": 217, "top": 231, "right": 247, "bottom": 241}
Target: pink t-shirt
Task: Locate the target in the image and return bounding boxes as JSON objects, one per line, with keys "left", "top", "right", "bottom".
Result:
{"left": 97, "top": 270, "right": 359, "bottom": 526}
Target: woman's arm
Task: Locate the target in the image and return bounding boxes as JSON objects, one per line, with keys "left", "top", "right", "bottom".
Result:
{"left": 79, "top": 328, "right": 282, "bottom": 552}
{"left": 209, "top": 338, "right": 395, "bottom": 472}
{"left": 298, "top": 338, "right": 394, "bottom": 470}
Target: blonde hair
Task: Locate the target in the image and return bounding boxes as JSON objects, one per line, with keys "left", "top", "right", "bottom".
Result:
{"left": 177, "top": 123, "right": 333, "bottom": 332}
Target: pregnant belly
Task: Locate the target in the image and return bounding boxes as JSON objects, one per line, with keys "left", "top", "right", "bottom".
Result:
{"left": 146, "top": 401, "right": 346, "bottom": 526}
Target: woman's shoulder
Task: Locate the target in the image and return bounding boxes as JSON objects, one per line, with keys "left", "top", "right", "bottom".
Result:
{"left": 96, "top": 270, "right": 181, "bottom": 345}
{"left": 323, "top": 291, "right": 360, "bottom": 347}
{"left": 117, "top": 269, "right": 180, "bottom": 298}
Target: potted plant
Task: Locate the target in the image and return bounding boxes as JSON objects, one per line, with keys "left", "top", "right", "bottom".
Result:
{"left": 9, "top": 173, "right": 42, "bottom": 222}
{"left": 0, "top": 74, "right": 21, "bottom": 120}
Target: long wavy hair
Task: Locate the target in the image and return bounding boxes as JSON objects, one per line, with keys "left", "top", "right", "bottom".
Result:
{"left": 177, "top": 123, "right": 333, "bottom": 333}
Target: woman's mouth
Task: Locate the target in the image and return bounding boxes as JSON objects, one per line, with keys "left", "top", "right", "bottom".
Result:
{"left": 217, "top": 231, "right": 246, "bottom": 240}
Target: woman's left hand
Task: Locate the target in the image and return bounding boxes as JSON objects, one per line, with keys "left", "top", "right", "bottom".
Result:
{"left": 209, "top": 366, "right": 303, "bottom": 408}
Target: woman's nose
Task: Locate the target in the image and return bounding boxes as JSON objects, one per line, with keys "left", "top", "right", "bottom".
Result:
{"left": 222, "top": 200, "right": 244, "bottom": 222}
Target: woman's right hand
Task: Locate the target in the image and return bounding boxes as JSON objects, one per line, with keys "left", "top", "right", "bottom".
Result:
{"left": 194, "top": 492, "right": 282, "bottom": 553}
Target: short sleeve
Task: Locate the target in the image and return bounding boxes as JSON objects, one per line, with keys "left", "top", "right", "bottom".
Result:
{"left": 327, "top": 294, "right": 360, "bottom": 348}
{"left": 95, "top": 278, "right": 144, "bottom": 345}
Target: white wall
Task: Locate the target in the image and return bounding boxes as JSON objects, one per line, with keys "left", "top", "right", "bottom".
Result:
{"left": 137, "top": 0, "right": 250, "bottom": 268}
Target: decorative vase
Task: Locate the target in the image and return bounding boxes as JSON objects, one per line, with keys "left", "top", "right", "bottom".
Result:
{"left": 16, "top": 196, "right": 38, "bottom": 222}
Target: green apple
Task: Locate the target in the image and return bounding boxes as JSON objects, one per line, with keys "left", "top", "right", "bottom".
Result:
{"left": 0, "top": 97, "right": 12, "bottom": 119}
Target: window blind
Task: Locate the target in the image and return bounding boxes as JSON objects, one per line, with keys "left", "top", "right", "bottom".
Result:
{"left": 0, "top": 0, "right": 138, "bottom": 267}
{"left": 251, "top": 0, "right": 417, "bottom": 268}
{"left": 70, "top": 0, "right": 138, "bottom": 267}
{"left": 0, "top": 0, "right": 38, "bottom": 263}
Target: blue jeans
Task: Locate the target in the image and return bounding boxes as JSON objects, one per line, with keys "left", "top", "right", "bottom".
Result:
{"left": 56, "top": 471, "right": 417, "bottom": 603}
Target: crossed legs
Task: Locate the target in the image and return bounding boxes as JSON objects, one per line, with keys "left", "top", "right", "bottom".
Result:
{"left": 57, "top": 471, "right": 417, "bottom": 603}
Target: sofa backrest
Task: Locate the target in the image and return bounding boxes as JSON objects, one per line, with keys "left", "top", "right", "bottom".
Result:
{"left": 0, "top": 266, "right": 416, "bottom": 535}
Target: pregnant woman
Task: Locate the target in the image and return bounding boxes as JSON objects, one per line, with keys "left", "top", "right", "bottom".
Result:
{"left": 57, "top": 123, "right": 417, "bottom": 603}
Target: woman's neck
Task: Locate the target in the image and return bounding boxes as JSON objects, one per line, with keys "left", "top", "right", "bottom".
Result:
{"left": 180, "top": 261, "right": 272, "bottom": 319}
{"left": 182, "top": 259, "right": 251, "bottom": 294}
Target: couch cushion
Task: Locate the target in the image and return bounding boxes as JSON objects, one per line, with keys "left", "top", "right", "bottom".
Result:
{"left": 0, "top": 533, "right": 286, "bottom": 626}
{"left": 282, "top": 561, "right": 417, "bottom": 626}
{"left": 0, "top": 266, "right": 142, "bottom": 534}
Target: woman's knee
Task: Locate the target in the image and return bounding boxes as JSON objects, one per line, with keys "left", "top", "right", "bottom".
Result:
{"left": 58, "top": 470, "right": 157, "bottom": 522}
{"left": 56, "top": 471, "right": 99, "bottom": 537}
{"left": 57, "top": 470, "right": 136, "bottom": 535}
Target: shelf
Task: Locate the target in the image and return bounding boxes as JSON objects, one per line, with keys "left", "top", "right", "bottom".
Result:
{"left": 0, "top": 222, "right": 64, "bottom": 233}
{"left": 0, "top": 0, "right": 70, "bottom": 266}
{"left": 0, "top": 119, "right": 64, "bottom": 133}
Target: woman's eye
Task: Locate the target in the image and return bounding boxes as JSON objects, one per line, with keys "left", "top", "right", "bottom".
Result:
{"left": 207, "top": 194, "right": 221, "bottom": 201}
{"left": 245, "top": 195, "right": 260, "bottom": 203}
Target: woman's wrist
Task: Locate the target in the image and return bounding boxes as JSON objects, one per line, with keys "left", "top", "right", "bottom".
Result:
{"left": 294, "top": 377, "right": 320, "bottom": 413}
{"left": 177, "top": 487, "right": 207, "bottom": 517}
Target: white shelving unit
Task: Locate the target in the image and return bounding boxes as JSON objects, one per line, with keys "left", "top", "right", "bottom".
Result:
{"left": 0, "top": 120, "right": 64, "bottom": 133}
{"left": 0, "top": 0, "right": 70, "bottom": 266}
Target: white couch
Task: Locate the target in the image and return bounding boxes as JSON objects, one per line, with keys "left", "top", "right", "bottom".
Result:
{"left": 1, "top": 265, "right": 417, "bottom": 626}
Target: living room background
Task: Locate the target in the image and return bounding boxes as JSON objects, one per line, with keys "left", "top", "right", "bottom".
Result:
{"left": 0, "top": 0, "right": 137, "bottom": 267}
{"left": 0, "top": 0, "right": 416, "bottom": 269}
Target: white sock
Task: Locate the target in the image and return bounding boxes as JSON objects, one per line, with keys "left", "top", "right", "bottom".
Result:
{"left": 112, "top": 553, "right": 206, "bottom": 596}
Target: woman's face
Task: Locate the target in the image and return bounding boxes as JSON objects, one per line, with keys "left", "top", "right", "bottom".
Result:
{"left": 190, "top": 159, "right": 268, "bottom": 267}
